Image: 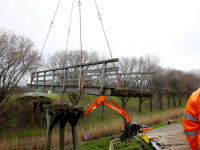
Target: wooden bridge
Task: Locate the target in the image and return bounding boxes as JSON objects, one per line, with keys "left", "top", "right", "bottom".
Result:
{"left": 29, "top": 58, "right": 154, "bottom": 150}
{"left": 30, "top": 58, "right": 153, "bottom": 97}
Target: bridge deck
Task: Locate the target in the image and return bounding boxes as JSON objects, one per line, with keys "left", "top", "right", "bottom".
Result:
{"left": 30, "top": 58, "right": 153, "bottom": 97}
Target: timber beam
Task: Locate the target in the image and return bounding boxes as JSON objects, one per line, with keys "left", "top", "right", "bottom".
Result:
{"left": 43, "top": 104, "right": 84, "bottom": 150}
{"left": 31, "top": 97, "right": 52, "bottom": 127}
{"left": 111, "top": 88, "right": 153, "bottom": 98}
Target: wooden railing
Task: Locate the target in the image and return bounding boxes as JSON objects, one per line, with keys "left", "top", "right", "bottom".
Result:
{"left": 30, "top": 58, "right": 153, "bottom": 96}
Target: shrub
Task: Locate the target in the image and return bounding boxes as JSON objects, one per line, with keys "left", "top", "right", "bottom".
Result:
{"left": 6, "top": 118, "right": 18, "bottom": 128}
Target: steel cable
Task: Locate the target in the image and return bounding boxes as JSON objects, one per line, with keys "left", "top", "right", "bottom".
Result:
{"left": 65, "top": 0, "right": 75, "bottom": 52}
{"left": 78, "top": 0, "right": 83, "bottom": 65}
{"left": 93, "top": 0, "right": 113, "bottom": 59}
{"left": 35, "top": 0, "right": 62, "bottom": 72}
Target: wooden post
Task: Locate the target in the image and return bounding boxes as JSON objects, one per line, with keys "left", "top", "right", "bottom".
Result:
{"left": 36, "top": 72, "right": 39, "bottom": 89}
{"left": 45, "top": 109, "right": 61, "bottom": 150}
{"left": 141, "top": 73, "right": 143, "bottom": 90}
{"left": 40, "top": 102, "right": 44, "bottom": 125}
{"left": 63, "top": 69, "right": 67, "bottom": 92}
{"left": 45, "top": 128, "right": 52, "bottom": 150}
{"left": 60, "top": 111, "right": 65, "bottom": 150}
{"left": 51, "top": 70, "right": 55, "bottom": 91}
{"left": 100, "top": 63, "right": 106, "bottom": 94}
{"left": 43, "top": 105, "right": 83, "bottom": 150}
{"left": 43, "top": 72, "right": 46, "bottom": 90}
{"left": 31, "top": 99, "right": 52, "bottom": 128}
{"left": 78, "top": 66, "right": 83, "bottom": 93}
{"left": 45, "top": 109, "right": 52, "bottom": 150}
{"left": 72, "top": 125, "right": 78, "bottom": 150}
{"left": 31, "top": 102, "right": 37, "bottom": 128}
{"left": 30, "top": 73, "right": 33, "bottom": 88}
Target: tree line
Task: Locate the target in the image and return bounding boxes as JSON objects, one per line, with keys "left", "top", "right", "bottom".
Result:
{"left": 47, "top": 49, "right": 200, "bottom": 112}
{"left": 1, "top": 28, "right": 200, "bottom": 112}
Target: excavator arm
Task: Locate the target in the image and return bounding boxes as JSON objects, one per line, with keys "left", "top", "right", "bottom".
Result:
{"left": 84, "top": 96, "right": 131, "bottom": 124}
{"left": 83, "top": 95, "right": 151, "bottom": 139}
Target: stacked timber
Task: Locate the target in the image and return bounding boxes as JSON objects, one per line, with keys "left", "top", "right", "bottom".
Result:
{"left": 142, "top": 124, "right": 191, "bottom": 150}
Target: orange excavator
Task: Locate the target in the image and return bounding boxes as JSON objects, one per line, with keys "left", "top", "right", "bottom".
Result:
{"left": 83, "top": 96, "right": 151, "bottom": 140}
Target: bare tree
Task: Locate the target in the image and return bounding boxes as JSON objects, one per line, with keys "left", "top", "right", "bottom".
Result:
{"left": 165, "top": 88, "right": 171, "bottom": 108}
{"left": 165, "top": 69, "right": 183, "bottom": 107}
{"left": 47, "top": 49, "right": 100, "bottom": 104}
{"left": 117, "top": 55, "right": 159, "bottom": 111}
{"left": 152, "top": 67, "right": 166, "bottom": 109}
{"left": 175, "top": 70, "right": 185, "bottom": 105}
{"left": 136, "top": 55, "right": 160, "bottom": 112}
{"left": 47, "top": 49, "right": 99, "bottom": 69}
{"left": 117, "top": 57, "right": 137, "bottom": 109}
{"left": 184, "top": 70, "right": 200, "bottom": 97}
{"left": 0, "top": 28, "right": 40, "bottom": 104}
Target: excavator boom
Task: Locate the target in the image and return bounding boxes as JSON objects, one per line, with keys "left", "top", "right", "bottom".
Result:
{"left": 84, "top": 95, "right": 151, "bottom": 139}
{"left": 84, "top": 96, "right": 131, "bottom": 123}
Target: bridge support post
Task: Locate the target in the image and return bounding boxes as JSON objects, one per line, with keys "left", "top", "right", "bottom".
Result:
{"left": 43, "top": 104, "right": 84, "bottom": 150}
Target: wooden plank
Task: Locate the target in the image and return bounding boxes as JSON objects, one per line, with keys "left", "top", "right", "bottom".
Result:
{"left": 163, "top": 145, "right": 191, "bottom": 150}
{"left": 28, "top": 84, "right": 153, "bottom": 97}
{"left": 144, "top": 131, "right": 190, "bottom": 150}
{"left": 36, "top": 67, "right": 119, "bottom": 77}
{"left": 36, "top": 72, "right": 39, "bottom": 89}
{"left": 107, "top": 77, "right": 153, "bottom": 81}
{"left": 29, "top": 58, "right": 153, "bottom": 97}
{"left": 43, "top": 72, "right": 46, "bottom": 89}
{"left": 78, "top": 66, "right": 83, "bottom": 92}
{"left": 33, "top": 58, "right": 119, "bottom": 73}
{"left": 111, "top": 88, "right": 153, "bottom": 97}
{"left": 63, "top": 69, "right": 66, "bottom": 91}
{"left": 117, "top": 72, "right": 153, "bottom": 75}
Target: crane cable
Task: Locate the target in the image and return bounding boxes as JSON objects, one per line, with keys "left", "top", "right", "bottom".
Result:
{"left": 93, "top": 0, "right": 113, "bottom": 59}
{"left": 78, "top": 0, "right": 83, "bottom": 65}
{"left": 78, "top": 0, "right": 84, "bottom": 93}
{"left": 93, "top": 0, "right": 122, "bottom": 88}
{"left": 64, "top": 0, "right": 75, "bottom": 67}
{"left": 65, "top": 0, "right": 75, "bottom": 53}
{"left": 35, "top": 0, "right": 62, "bottom": 72}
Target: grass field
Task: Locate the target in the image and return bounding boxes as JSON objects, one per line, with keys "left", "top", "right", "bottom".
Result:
{"left": 0, "top": 92, "right": 187, "bottom": 149}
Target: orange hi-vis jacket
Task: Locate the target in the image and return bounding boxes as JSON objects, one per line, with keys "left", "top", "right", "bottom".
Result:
{"left": 183, "top": 88, "right": 200, "bottom": 150}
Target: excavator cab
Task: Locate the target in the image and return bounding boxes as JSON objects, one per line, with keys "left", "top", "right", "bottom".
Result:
{"left": 122, "top": 122, "right": 141, "bottom": 138}
{"left": 121, "top": 122, "right": 151, "bottom": 140}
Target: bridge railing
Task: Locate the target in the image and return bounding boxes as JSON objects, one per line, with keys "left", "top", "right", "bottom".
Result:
{"left": 30, "top": 58, "right": 153, "bottom": 96}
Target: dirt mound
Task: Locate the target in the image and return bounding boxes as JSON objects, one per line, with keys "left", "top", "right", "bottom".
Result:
{"left": 0, "top": 96, "right": 54, "bottom": 131}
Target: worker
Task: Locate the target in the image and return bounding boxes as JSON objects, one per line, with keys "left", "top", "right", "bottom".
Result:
{"left": 183, "top": 88, "right": 200, "bottom": 150}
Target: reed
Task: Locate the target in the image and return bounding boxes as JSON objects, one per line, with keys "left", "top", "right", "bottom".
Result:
{"left": 0, "top": 107, "right": 184, "bottom": 150}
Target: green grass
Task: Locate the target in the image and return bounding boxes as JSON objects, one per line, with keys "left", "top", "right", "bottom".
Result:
{"left": 112, "top": 136, "right": 154, "bottom": 150}
{"left": 78, "top": 137, "right": 111, "bottom": 150}
{"left": 78, "top": 117, "right": 181, "bottom": 150}
{"left": 150, "top": 122, "right": 169, "bottom": 130}
{"left": 2, "top": 93, "right": 187, "bottom": 140}
{"left": 1, "top": 93, "right": 186, "bottom": 150}
{"left": 0, "top": 124, "right": 48, "bottom": 139}
{"left": 44, "top": 93, "right": 65, "bottom": 99}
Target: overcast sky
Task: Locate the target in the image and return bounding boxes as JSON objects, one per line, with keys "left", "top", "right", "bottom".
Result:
{"left": 1, "top": 0, "right": 200, "bottom": 71}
